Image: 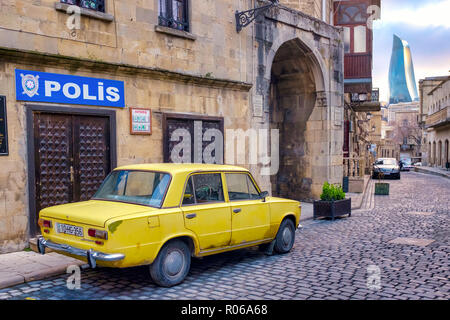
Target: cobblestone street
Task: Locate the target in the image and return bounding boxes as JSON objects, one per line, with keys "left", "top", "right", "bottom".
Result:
{"left": 0, "top": 171, "right": 448, "bottom": 300}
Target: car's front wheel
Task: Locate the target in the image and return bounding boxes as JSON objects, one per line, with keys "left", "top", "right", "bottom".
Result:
{"left": 274, "top": 218, "right": 296, "bottom": 254}
{"left": 150, "top": 239, "right": 191, "bottom": 287}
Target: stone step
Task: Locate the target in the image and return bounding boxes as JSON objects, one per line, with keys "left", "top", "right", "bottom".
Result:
{"left": 29, "top": 237, "right": 54, "bottom": 254}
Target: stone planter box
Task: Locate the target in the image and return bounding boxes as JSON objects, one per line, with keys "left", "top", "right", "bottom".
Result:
{"left": 313, "top": 198, "right": 352, "bottom": 220}
{"left": 348, "top": 177, "right": 364, "bottom": 193}
{"left": 375, "top": 182, "right": 390, "bottom": 195}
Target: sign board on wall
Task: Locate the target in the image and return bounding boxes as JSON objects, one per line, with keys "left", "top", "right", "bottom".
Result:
{"left": 0, "top": 96, "right": 8, "bottom": 156}
{"left": 15, "top": 69, "right": 125, "bottom": 108}
{"left": 130, "top": 108, "right": 152, "bottom": 135}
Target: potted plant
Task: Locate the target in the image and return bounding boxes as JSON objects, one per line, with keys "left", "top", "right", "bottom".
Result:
{"left": 313, "top": 182, "right": 351, "bottom": 220}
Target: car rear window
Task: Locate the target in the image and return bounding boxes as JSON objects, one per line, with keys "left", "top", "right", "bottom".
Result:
{"left": 93, "top": 170, "right": 170, "bottom": 207}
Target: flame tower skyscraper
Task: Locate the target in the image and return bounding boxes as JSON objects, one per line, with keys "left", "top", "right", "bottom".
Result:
{"left": 388, "top": 35, "right": 419, "bottom": 104}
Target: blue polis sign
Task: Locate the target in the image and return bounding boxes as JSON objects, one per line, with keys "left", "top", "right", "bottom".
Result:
{"left": 15, "top": 69, "right": 125, "bottom": 108}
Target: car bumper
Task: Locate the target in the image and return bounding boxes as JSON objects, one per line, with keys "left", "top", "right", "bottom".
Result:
{"left": 374, "top": 171, "right": 399, "bottom": 175}
{"left": 37, "top": 236, "right": 125, "bottom": 269}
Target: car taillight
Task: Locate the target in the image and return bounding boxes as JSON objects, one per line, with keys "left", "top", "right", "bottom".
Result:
{"left": 88, "top": 228, "right": 108, "bottom": 240}
{"left": 38, "top": 219, "right": 52, "bottom": 228}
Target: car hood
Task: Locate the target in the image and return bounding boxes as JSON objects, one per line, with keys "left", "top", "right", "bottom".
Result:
{"left": 39, "top": 200, "right": 155, "bottom": 227}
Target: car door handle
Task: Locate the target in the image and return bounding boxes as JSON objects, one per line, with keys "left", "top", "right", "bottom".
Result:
{"left": 233, "top": 208, "right": 242, "bottom": 213}
{"left": 186, "top": 213, "right": 197, "bottom": 219}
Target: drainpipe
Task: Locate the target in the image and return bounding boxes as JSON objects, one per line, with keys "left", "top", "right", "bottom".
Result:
{"left": 322, "top": 0, "right": 327, "bottom": 22}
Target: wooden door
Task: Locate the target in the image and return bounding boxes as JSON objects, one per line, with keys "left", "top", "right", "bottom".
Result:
{"left": 34, "top": 113, "right": 110, "bottom": 227}
{"left": 163, "top": 114, "right": 224, "bottom": 164}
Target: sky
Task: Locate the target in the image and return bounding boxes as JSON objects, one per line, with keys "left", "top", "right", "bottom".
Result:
{"left": 372, "top": 0, "right": 450, "bottom": 102}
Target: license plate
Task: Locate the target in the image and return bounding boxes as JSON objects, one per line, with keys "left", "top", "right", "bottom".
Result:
{"left": 56, "top": 223, "right": 83, "bottom": 237}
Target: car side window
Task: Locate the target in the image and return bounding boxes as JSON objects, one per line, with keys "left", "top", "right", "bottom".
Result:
{"left": 226, "top": 173, "right": 260, "bottom": 201}
{"left": 182, "top": 177, "right": 195, "bottom": 205}
{"left": 182, "top": 173, "right": 224, "bottom": 205}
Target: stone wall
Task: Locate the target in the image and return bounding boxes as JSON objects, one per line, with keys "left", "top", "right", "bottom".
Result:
{"left": 279, "top": 0, "right": 333, "bottom": 23}
{"left": 0, "top": 0, "right": 252, "bottom": 83}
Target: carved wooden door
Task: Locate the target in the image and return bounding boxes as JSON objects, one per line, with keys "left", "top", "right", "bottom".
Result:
{"left": 163, "top": 114, "right": 224, "bottom": 164}
{"left": 34, "top": 113, "right": 110, "bottom": 226}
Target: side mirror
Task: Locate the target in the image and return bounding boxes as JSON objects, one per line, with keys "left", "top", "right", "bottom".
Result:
{"left": 260, "top": 191, "right": 269, "bottom": 202}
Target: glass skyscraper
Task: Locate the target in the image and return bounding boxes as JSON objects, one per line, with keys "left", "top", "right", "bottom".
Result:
{"left": 388, "top": 35, "right": 419, "bottom": 104}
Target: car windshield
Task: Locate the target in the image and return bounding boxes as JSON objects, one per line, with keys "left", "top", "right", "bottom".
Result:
{"left": 375, "top": 159, "right": 396, "bottom": 165}
{"left": 93, "top": 170, "right": 171, "bottom": 207}
{"left": 402, "top": 159, "right": 412, "bottom": 165}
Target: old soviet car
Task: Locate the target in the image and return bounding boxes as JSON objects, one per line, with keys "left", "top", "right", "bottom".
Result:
{"left": 37, "top": 164, "right": 301, "bottom": 287}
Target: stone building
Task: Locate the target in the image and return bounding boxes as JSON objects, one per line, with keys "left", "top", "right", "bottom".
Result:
{"left": 419, "top": 76, "right": 450, "bottom": 168}
{"left": 333, "top": 0, "right": 381, "bottom": 192}
{"left": 381, "top": 102, "right": 421, "bottom": 163}
{"left": 0, "top": 0, "right": 344, "bottom": 252}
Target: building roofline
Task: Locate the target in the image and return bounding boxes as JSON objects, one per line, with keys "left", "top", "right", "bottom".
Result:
{"left": 428, "top": 76, "right": 450, "bottom": 96}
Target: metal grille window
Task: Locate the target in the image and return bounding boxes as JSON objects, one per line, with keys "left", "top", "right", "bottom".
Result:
{"left": 159, "top": 0, "right": 189, "bottom": 32}
{"left": 60, "top": 0, "right": 105, "bottom": 13}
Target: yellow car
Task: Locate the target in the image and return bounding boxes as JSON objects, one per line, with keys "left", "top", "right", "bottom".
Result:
{"left": 37, "top": 164, "right": 301, "bottom": 287}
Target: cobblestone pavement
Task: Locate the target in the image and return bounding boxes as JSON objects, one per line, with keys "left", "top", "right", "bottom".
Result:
{"left": 0, "top": 172, "right": 448, "bottom": 300}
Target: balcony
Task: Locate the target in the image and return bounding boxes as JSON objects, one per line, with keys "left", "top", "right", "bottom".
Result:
{"left": 425, "top": 106, "right": 450, "bottom": 128}
{"left": 344, "top": 54, "right": 372, "bottom": 79}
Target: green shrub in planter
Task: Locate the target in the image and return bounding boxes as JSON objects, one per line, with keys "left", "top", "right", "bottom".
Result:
{"left": 320, "top": 182, "right": 346, "bottom": 201}
{"left": 314, "top": 182, "right": 351, "bottom": 220}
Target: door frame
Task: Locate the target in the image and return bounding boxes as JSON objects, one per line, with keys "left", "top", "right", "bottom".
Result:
{"left": 26, "top": 104, "right": 117, "bottom": 237}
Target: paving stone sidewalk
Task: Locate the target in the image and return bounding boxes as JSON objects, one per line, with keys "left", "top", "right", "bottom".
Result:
{"left": 0, "top": 251, "right": 84, "bottom": 289}
{"left": 0, "top": 171, "right": 448, "bottom": 300}
{"left": 414, "top": 166, "right": 450, "bottom": 179}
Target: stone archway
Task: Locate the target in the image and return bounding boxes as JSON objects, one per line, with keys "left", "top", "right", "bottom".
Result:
{"left": 268, "top": 38, "right": 327, "bottom": 201}
{"left": 445, "top": 140, "right": 449, "bottom": 166}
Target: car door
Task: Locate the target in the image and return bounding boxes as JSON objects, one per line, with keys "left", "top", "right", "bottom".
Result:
{"left": 225, "top": 172, "right": 270, "bottom": 245}
{"left": 181, "top": 173, "right": 231, "bottom": 251}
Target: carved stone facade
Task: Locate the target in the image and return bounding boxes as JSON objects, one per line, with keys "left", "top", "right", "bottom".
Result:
{"left": 0, "top": 0, "right": 343, "bottom": 252}
{"left": 251, "top": 5, "right": 344, "bottom": 200}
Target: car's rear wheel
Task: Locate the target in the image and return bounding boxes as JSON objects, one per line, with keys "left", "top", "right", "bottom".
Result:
{"left": 274, "top": 218, "right": 295, "bottom": 254}
{"left": 150, "top": 239, "right": 191, "bottom": 287}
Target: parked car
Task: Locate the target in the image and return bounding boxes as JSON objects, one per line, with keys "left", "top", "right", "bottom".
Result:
{"left": 37, "top": 164, "right": 301, "bottom": 287}
{"left": 372, "top": 158, "right": 401, "bottom": 179}
{"left": 399, "top": 158, "right": 414, "bottom": 171}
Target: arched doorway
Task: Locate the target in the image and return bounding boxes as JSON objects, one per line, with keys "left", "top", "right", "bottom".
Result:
{"left": 428, "top": 142, "right": 432, "bottom": 164}
{"left": 438, "top": 141, "right": 442, "bottom": 166}
{"left": 268, "top": 38, "right": 326, "bottom": 201}
{"left": 432, "top": 141, "right": 436, "bottom": 166}
{"left": 445, "top": 140, "right": 449, "bottom": 167}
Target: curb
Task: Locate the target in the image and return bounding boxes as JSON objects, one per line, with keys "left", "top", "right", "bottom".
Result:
{"left": 350, "top": 175, "right": 371, "bottom": 210}
{"left": 0, "top": 263, "right": 84, "bottom": 290}
{"left": 414, "top": 167, "right": 450, "bottom": 180}
{"left": 0, "top": 273, "right": 25, "bottom": 290}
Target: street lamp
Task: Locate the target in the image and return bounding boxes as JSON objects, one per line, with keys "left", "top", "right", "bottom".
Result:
{"left": 235, "top": 0, "right": 279, "bottom": 32}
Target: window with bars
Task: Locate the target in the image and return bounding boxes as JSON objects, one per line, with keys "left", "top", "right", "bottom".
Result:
{"left": 60, "top": 0, "right": 105, "bottom": 13}
{"left": 159, "top": 0, "right": 189, "bottom": 32}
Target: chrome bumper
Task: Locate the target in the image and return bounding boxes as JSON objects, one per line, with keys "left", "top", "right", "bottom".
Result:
{"left": 37, "top": 236, "right": 125, "bottom": 269}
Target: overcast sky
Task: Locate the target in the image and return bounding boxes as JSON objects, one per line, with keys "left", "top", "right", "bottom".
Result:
{"left": 372, "top": 0, "right": 450, "bottom": 102}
